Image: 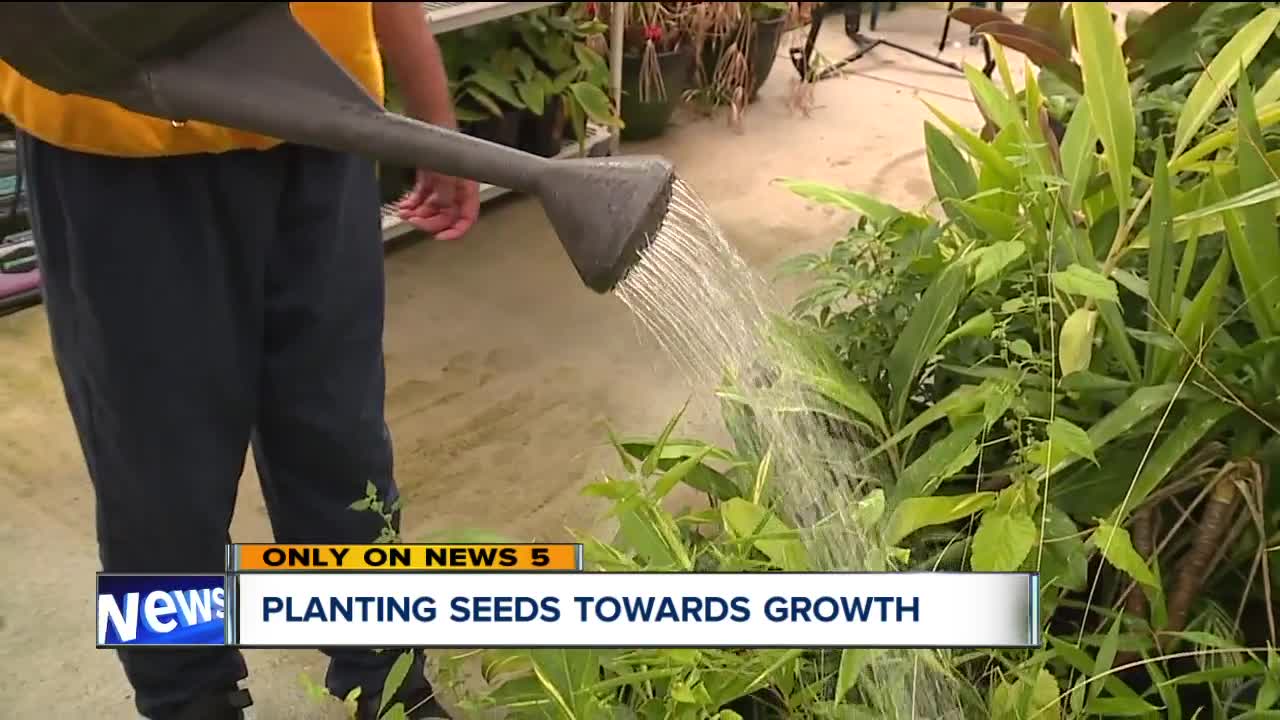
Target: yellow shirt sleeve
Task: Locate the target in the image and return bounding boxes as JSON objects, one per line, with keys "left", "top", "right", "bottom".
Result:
{"left": 0, "top": 2, "right": 385, "bottom": 158}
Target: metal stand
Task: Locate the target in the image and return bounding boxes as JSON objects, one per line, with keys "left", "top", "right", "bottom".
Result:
{"left": 791, "top": 2, "right": 990, "bottom": 82}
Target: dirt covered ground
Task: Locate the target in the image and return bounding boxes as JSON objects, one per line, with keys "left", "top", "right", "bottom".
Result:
{"left": 0, "top": 3, "right": 1163, "bottom": 717}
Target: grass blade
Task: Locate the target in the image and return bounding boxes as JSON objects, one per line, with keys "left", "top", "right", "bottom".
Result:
{"left": 1146, "top": 143, "right": 1178, "bottom": 381}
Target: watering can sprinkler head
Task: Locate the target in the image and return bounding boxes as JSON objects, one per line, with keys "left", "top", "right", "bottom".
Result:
{"left": 0, "top": 1, "right": 679, "bottom": 294}
{"left": 533, "top": 155, "right": 675, "bottom": 294}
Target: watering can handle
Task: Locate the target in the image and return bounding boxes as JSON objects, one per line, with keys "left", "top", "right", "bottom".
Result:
{"left": 144, "top": 3, "right": 555, "bottom": 192}
{"left": 9, "top": 3, "right": 555, "bottom": 193}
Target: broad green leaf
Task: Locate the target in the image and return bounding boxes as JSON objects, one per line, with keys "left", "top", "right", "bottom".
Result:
{"left": 888, "top": 263, "right": 968, "bottom": 424}
{"left": 886, "top": 492, "right": 996, "bottom": 545}
{"left": 991, "top": 668, "right": 1060, "bottom": 720}
{"left": 616, "top": 498, "right": 682, "bottom": 569}
{"left": 1039, "top": 504, "right": 1088, "bottom": 591}
{"left": 1108, "top": 400, "right": 1235, "bottom": 525}
{"left": 1091, "top": 520, "right": 1158, "bottom": 587}
{"left": 967, "top": 240, "right": 1027, "bottom": 286}
{"left": 924, "top": 102, "right": 1019, "bottom": 185}
{"left": 836, "top": 648, "right": 879, "bottom": 699}
{"left": 569, "top": 82, "right": 622, "bottom": 128}
{"left": 775, "top": 178, "right": 903, "bottom": 224}
{"left": 1059, "top": 307, "right": 1097, "bottom": 376}
{"left": 971, "top": 509, "right": 1037, "bottom": 572}
{"left": 651, "top": 447, "right": 713, "bottom": 500}
{"left": 1172, "top": 8, "right": 1280, "bottom": 159}
{"left": 1232, "top": 71, "right": 1280, "bottom": 337}
{"left": 925, "top": 122, "right": 979, "bottom": 206}
{"left": 1010, "top": 339, "right": 1035, "bottom": 359}
{"left": 939, "top": 311, "right": 996, "bottom": 350}
{"left": 951, "top": 201, "right": 1019, "bottom": 243}
{"left": 379, "top": 651, "right": 416, "bottom": 716}
{"left": 529, "top": 649, "right": 601, "bottom": 718}
{"left": 516, "top": 80, "right": 546, "bottom": 116}
{"left": 865, "top": 384, "right": 987, "bottom": 463}
{"left": 892, "top": 415, "right": 986, "bottom": 503}
{"left": 469, "top": 68, "right": 524, "bottom": 108}
{"left": 1260, "top": 68, "right": 1280, "bottom": 106}
{"left": 770, "top": 318, "right": 888, "bottom": 434}
{"left": 853, "top": 490, "right": 886, "bottom": 528}
{"left": 1073, "top": 2, "right": 1134, "bottom": 214}
{"left": 965, "top": 63, "right": 1022, "bottom": 132}
{"left": 1047, "top": 418, "right": 1096, "bottom": 466}
{"left": 1147, "top": 143, "right": 1178, "bottom": 381}
{"left": 721, "top": 498, "right": 811, "bottom": 571}
{"left": 1052, "top": 264, "right": 1119, "bottom": 303}
{"left": 1059, "top": 97, "right": 1097, "bottom": 212}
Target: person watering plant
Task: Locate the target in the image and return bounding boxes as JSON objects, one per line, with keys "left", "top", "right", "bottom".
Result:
{"left": 0, "top": 3, "right": 475, "bottom": 719}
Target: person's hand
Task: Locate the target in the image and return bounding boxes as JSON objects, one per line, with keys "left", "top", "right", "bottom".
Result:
{"left": 397, "top": 169, "right": 480, "bottom": 241}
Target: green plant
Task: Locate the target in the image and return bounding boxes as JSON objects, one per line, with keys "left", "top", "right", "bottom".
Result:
{"left": 683, "top": 2, "right": 791, "bottom": 125}
{"left": 768, "top": 8, "right": 1279, "bottom": 715}
{"left": 511, "top": 6, "right": 624, "bottom": 149}
{"left": 599, "top": 2, "right": 690, "bottom": 103}
{"left": 951, "top": 2, "right": 1280, "bottom": 178}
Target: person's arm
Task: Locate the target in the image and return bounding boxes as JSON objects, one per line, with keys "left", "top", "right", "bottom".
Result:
{"left": 372, "top": 2, "right": 456, "bottom": 128}
{"left": 371, "top": 2, "right": 479, "bottom": 241}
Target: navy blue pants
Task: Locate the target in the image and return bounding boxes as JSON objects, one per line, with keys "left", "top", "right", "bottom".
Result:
{"left": 18, "top": 132, "right": 424, "bottom": 718}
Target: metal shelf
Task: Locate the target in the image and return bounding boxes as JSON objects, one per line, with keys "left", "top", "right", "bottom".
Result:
{"left": 424, "top": 2, "right": 563, "bottom": 34}
{"left": 381, "top": 123, "right": 613, "bottom": 242}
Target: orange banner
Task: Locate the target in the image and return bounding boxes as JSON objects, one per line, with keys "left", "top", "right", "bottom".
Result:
{"left": 232, "top": 543, "right": 580, "bottom": 571}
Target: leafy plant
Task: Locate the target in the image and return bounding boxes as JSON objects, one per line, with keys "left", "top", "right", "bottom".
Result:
{"left": 513, "top": 6, "right": 624, "bottom": 149}
{"left": 770, "top": 13, "right": 1279, "bottom": 716}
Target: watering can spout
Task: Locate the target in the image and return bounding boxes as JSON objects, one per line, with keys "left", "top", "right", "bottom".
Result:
{"left": 0, "top": 1, "right": 676, "bottom": 294}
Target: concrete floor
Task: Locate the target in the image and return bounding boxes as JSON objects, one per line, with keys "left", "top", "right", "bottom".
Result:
{"left": 1, "top": 3, "right": 1150, "bottom": 717}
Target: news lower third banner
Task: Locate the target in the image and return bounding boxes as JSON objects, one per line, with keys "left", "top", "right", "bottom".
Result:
{"left": 97, "top": 544, "right": 1040, "bottom": 650}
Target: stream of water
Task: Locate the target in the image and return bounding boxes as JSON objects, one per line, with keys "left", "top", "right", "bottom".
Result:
{"left": 613, "top": 178, "right": 966, "bottom": 719}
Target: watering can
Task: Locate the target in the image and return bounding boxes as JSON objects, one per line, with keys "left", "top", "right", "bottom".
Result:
{"left": 0, "top": 2, "right": 676, "bottom": 293}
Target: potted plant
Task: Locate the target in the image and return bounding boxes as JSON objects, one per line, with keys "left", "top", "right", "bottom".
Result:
{"left": 512, "top": 7, "right": 623, "bottom": 156}
{"left": 598, "top": 2, "right": 695, "bottom": 141}
{"left": 686, "top": 2, "right": 790, "bottom": 121}
{"left": 743, "top": 1, "right": 790, "bottom": 101}
{"left": 438, "top": 24, "right": 527, "bottom": 148}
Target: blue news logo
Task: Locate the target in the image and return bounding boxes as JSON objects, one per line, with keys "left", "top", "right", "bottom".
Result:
{"left": 97, "top": 575, "right": 227, "bottom": 647}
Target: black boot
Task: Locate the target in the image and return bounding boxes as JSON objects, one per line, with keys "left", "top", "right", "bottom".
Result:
{"left": 163, "top": 686, "right": 253, "bottom": 720}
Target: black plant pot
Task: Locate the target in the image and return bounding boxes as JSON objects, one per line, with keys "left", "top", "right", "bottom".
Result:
{"left": 748, "top": 15, "right": 787, "bottom": 102}
{"left": 519, "top": 95, "right": 567, "bottom": 158}
{"left": 621, "top": 44, "right": 695, "bottom": 141}
{"left": 697, "top": 15, "right": 788, "bottom": 105}
{"left": 461, "top": 106, "right": 523, "bottom": 148}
